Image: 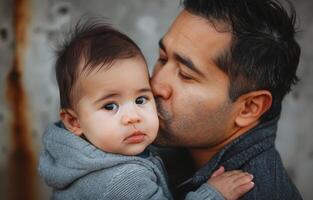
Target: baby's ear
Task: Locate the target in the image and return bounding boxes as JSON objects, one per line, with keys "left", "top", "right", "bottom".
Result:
{"left": 60, "top": 109, "right": 83, "bottom": 136}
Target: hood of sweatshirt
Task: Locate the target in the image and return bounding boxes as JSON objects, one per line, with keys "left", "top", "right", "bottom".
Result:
{"left": 38, "top": 122, "right": 146, "bottom": 189}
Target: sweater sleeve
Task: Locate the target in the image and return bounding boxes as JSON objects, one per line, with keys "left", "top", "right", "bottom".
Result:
{"left": 185, "top": 183, "right": 225, "bottom": 200}
{"left": 104, "top": 164, "right": 173, "bottom": 200}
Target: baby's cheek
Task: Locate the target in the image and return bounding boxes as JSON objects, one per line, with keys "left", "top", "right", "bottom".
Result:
{"left": 146, "top": 104, "right": 159, "bottom": 120}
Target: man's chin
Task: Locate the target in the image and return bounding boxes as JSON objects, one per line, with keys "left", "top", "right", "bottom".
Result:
{"left": 152, "top": 134, "right": 168, "bottom": 147}
{"left": 153, "top": 130, "right": 180, "bottom": 147}
{"left": 152, "top": 131, "right": 171, "bottom": 146}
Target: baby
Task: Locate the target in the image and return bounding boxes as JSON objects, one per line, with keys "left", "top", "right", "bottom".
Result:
{"left": 38, "top": 21, "right": 254, "bottom": 200}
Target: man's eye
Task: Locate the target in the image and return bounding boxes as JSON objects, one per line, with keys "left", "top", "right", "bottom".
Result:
{"left": 179, "top": 71, "right": 193, "bottom": 80}
{"left": 103, "top": 103, "right": 118, "bottom": 111}
{"left": 135, "top": 96, "right": 148, "bottom": 105}
{"left": 158, "top": 57, "right": 167, "bottom": 65}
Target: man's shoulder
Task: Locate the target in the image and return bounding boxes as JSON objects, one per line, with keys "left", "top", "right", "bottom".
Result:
{"left": 242, "top": 144, "right": 279, "bottom": 166}
{"left": 239, "top": 147, "right": 302, "bottom": 199}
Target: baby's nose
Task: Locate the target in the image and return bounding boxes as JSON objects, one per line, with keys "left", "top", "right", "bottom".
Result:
{"left": 121, "top": 113, "right": 141, "bottom": 125}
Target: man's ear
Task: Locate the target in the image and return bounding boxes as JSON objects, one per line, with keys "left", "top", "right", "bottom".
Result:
{"left": 60, "top": 109, "right": 83, "bottom": 136}
{"left": 234, "top": 90, "right": 272, "bottom": 128}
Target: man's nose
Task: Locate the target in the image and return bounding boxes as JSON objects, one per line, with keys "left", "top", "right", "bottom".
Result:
{"left": 151, "top": 66, "right": 172, "bottom": 100}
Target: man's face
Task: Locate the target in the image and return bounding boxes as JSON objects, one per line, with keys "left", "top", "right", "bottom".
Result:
{"left": 151, "top": 10, "right": 236, "bottom": 148}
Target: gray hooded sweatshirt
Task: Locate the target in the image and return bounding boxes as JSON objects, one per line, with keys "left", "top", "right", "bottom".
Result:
{"left": 38, "top": 122, "right": 224, "bottom": 200}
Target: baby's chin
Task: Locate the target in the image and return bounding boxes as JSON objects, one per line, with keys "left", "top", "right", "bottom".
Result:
{"left": 121, "top": 145, "right": 149, "bottom": 156}
{"left": 118, "top": 140, "right": 153, "bottom": 156}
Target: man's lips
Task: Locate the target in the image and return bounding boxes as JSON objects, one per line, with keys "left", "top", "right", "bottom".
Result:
{"left": 157, "top": 111, "right": 165, "bottom": 120}
{"left": 155, "top": 100, "right": 167, "bottom": 120}
{"left": 155, "top": 100, "right": 170, "bottom": 121}
{"left": 123, "top": 131, "right": 146, "bottom": 144}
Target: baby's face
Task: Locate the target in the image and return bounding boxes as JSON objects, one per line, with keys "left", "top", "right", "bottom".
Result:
{"left": 75, "top": 57, "right": 159, "bottom": 155}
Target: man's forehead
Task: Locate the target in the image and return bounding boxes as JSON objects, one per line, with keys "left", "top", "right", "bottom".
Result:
{"left": 163, "top": 10, "right": 232, "bottom": 73}
{"left": 165, "top": 10, "right": 231, "bottom": 52}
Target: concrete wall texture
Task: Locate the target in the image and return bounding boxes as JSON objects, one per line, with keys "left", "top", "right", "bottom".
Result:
{"left": 0, "top": 0, "right": 312, "bottom": 199}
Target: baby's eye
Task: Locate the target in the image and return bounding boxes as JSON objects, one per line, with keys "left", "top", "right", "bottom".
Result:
{"left": 103, "top": 103, "right": 119, "bottom": 111}
{"left": 135, "top": 96, "right": 148, "bottom": 105}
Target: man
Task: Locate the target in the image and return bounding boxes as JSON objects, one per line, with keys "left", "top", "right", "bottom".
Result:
{"left": 151, "top": 0, "right": 303, "bottom": 199}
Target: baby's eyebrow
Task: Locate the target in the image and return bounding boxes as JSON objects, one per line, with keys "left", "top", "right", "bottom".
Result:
{"left": 95, "top": 88, "right": 151, "bottom": 103}
{"left": 95, "top": 93, "right": 119, "bottom": 103}
{"left": 138, "top": 88, "right": 152, "bottom": 93}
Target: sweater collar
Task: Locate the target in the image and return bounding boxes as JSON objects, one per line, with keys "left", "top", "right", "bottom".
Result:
{"left": 177, "top": 117, "right": 279, "bottom": 191}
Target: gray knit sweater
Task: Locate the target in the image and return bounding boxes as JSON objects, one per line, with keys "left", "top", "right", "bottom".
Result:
{"left": 38, "top": 122, "right": 224, "bottom": 200}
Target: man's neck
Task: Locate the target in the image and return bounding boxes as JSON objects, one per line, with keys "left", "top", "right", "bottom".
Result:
{"left": 189, "top": 122, "right": 259, "bottom": 170}
{"left": 188, "top": 148, "right": 218, "bottom": 170}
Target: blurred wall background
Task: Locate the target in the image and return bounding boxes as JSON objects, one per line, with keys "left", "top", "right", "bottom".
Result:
{"left": 0, "top": 0, "right": 312, "bottom": 199}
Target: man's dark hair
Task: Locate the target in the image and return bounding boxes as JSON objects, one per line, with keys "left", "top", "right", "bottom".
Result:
{"left": 183, "top": 0, "right": 301, "bottom": 122}
{"left": 55, "top": 20, "right": 144, "bottom": 109}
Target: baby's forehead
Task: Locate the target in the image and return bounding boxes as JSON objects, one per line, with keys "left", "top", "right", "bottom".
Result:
{"left": 79, "top": 54, "right": 147, "bottom": 76}
{"left": 75, "top": 55, "right": 150, "bottom": 91}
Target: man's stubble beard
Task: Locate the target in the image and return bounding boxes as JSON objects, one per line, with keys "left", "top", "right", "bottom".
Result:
{"left": 153, "top": 97, "right": 233, "bottom": 148}
{"left": 154, "top": 116, "right": 196, "bottom": 147}
{"left": 153, "top": 97, "right": 203, "bottom": 147}
{"left": 153, "top": 97, "right": 180, "bottom": 146}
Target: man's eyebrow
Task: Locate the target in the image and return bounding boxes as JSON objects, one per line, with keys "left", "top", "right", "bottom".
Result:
{"left": 158, "top": 39, "right": 166, "bottom": 52}
{"left": 159, "top": 38, "right": 204, "bottom": 77}
{"left": 174, "top": 53, "right": 205, "bottom": 78}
